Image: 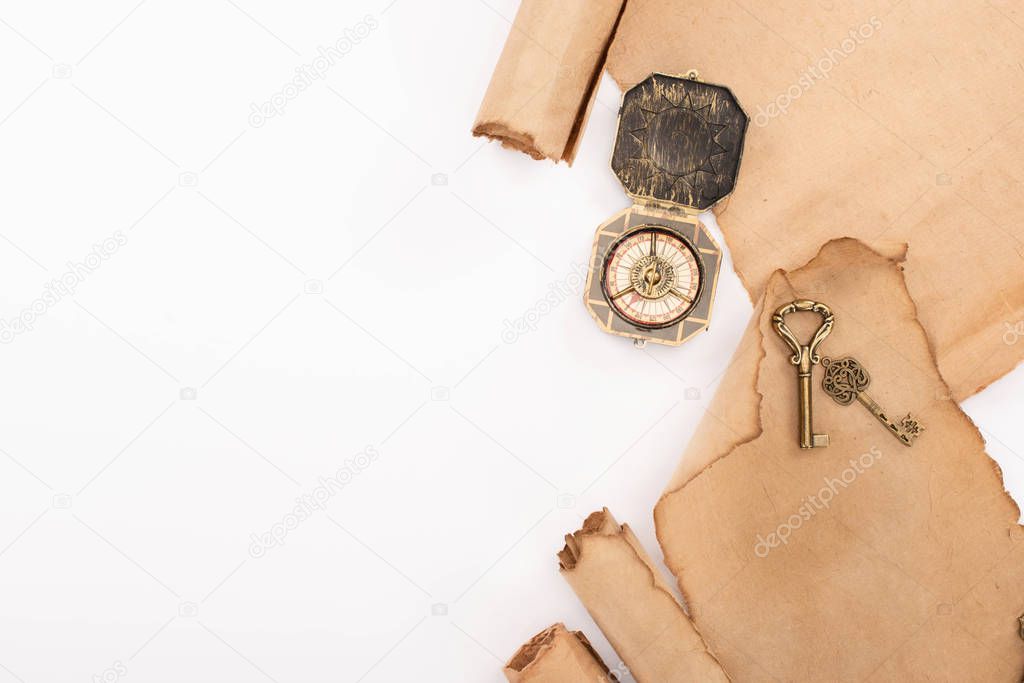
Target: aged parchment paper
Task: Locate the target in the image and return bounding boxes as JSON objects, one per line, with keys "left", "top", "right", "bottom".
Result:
{"left": 655, "top": 239, "right": 1024, "bottom": 680}
{"left": 484, "top": 4, "right": 1024, "bottom": 678}
{"left": 606, "top": 0, "right": 1024, "bottom": 400}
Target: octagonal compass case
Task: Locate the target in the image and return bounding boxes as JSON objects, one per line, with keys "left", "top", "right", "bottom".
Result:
{"left": 584, "top": 72, "right": 748, "bottom": 346}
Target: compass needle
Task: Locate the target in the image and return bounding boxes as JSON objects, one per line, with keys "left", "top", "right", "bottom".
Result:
{"left": 612, "top": 285, "right": 636, "bottom": 300}
{"left": 672, "top": 288, "right": 693, "bottom": 304}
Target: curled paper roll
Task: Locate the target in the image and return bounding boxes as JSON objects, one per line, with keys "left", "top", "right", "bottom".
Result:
{"left": 558, "top": 509, "right": 730, "bottom": 682}
{"left": 503, "top": 623, "right": 612, "bottom": 683}
{"left": 473, "top": 0, "right": 626, "bottom": 164}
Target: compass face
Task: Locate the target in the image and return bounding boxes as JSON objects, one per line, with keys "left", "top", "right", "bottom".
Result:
{"left": 601, "top": 226, "right": 703, "bottom": 329}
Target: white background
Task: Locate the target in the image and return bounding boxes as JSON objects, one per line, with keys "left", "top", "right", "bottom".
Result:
{"left": 0, "top": 1, "right": 1022, "bottom": 681}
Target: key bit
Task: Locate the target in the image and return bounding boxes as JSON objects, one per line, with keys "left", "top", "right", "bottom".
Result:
{"left": 772, "top": 300, "right": 835, "bottom": 449}
{"left": 821, "top": 356, "right": 924, "bottom": 446}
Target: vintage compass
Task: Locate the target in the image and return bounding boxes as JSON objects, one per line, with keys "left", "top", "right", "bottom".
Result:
{"left": 584, "top": 72, "right": 748, "bottom": 346}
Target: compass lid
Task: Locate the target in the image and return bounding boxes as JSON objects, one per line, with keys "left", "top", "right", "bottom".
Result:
{"left": 611, "top": 73, "right": 748, "bottom": 212}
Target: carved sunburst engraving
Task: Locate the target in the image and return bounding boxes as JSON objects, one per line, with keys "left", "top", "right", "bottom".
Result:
{"left": 632, "top": 95, "right": 728, "bottom": 195}
{"left": 611, "top": 74, "right": 748, "bottom": 211}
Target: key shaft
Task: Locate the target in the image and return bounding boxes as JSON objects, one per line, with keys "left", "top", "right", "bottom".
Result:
{"left": 797, "top": 346, "right": 829, "bottom": 449}
{"left": 772, "top": 300, "right": 834, "bottom": 449}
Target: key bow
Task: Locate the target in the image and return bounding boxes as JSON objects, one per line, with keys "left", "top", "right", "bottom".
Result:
{"left": 772, "top": 300, "right": 835, "bottom": 367}
{"left": 821, "top": 356, "right": 870, "bottom": 406}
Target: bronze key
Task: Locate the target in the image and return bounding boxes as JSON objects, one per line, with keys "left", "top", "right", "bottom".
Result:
{"left": 772, "top": 300, "right": 835, "bottom": 449}
{"left": 821, "top": 356, "right": 924, "bottom": 446}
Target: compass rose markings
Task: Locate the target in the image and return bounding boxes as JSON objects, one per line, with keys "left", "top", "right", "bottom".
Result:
{"left": 603, "top": 228, "right": 701, "bottom": 328}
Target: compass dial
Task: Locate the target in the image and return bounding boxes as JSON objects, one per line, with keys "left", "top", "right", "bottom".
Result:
{"left": 601, "top": 226, "right": 702, "bottom": 329}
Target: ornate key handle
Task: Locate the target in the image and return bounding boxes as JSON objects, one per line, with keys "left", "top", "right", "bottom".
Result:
{"left": 772, "top": 299, "right": 835, "bottom": 367}
{"left": 772, "top": 300, "right": 835, "bottom": 449}
{"left": 821, "top": 356, "right": 924, "bottom": 447}
{"left": 820, "top": 356, "right": 869, "bottom": 405}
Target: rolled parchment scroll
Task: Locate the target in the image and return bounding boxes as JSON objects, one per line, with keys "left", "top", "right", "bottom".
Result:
{"left": 558, "top": 509, "right": 730, "bottom": 682}
{"left": 472, "top": 0, "right": 626, "bottom": 164}
{"left": 503, "top": 623, "right": 612, "bottom": 683}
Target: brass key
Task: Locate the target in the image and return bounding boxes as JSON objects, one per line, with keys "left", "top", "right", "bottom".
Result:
{"left": 821, "top": 356, "right": 924, "bottom": 446}
{"left": 772, "top": 300, "right": 835, "bottom": 449}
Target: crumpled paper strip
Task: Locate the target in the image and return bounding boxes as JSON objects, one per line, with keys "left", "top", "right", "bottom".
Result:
{"left": 655, "top": 239, "right": 1024, "bottom": 681}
